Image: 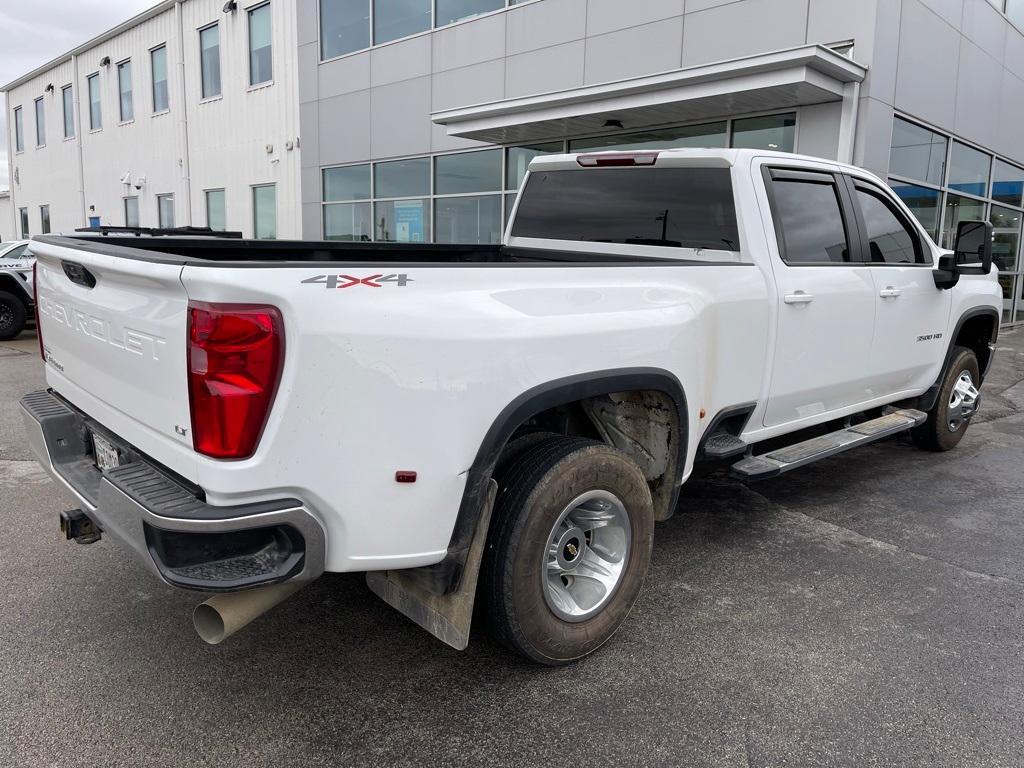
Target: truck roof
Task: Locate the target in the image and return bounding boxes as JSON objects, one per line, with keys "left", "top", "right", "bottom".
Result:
{"left": 528, "top": 148, "right": 859, "bottom": 173}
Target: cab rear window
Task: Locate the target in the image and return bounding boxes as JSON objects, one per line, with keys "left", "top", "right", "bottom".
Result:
{"left": 511, "top": 167, "right": 740, "bottom": 251}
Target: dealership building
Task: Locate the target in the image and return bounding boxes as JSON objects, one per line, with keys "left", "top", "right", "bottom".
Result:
{"left": 4, "top": 0, "right": 1024, "bottom": 326}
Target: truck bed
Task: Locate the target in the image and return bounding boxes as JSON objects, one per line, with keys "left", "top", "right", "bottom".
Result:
{"left": 35, "top": 235, "right": 699, "bottom": 266}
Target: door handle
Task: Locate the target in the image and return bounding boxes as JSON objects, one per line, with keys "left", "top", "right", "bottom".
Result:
{"left": 879, "top": 287, "right": 902, "bottom": 299}
{"left": 784, "top": 291, "right": 815, "bottom": 305}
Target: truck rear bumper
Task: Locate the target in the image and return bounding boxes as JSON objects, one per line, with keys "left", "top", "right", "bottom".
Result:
{"left": 20, "top": 389, "right": 326, "bottom": 592}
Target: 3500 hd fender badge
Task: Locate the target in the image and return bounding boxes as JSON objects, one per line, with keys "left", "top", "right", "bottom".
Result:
{"left": 302, "top": 274, "right": 413, "bottom": 289}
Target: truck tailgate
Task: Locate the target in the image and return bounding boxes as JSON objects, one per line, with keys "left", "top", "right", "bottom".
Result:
{"left": 31, "top": 240, "right": 196, "bottom": 478}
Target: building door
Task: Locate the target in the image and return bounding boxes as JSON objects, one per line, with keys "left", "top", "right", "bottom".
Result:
{"left": 88, "top": 216, "right": 101, "bottom": 228}
{"left": 762, "top": 166, "right": 877, "bottom": 428}
{"left": 846, "top": 176, "right": 952, "bottom": 395}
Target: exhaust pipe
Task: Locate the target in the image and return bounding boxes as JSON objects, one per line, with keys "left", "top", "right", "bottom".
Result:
{"left": 193, "top": 581, "right": 306, "bottom": 645}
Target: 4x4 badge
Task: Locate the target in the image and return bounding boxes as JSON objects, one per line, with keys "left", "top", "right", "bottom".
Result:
{"left": 301, "top": 274, "right": 413, "bottom": 289}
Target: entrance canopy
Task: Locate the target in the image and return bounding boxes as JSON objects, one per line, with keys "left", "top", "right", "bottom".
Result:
{"left": 432, "top": 45, "right": 867, "bottom": 147}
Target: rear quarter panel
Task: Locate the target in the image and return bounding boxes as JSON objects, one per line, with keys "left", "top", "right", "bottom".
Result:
{"left": 181, "top": 262, "right": 770, "bottom": 571}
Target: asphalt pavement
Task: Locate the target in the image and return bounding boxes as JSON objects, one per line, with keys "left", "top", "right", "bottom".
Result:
{"left": 1, "top": 329, "right": 1024, "bottom": 767}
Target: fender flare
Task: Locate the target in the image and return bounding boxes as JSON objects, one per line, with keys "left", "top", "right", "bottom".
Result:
{"left": 919, "top": 306, "right": 1000, "bottom": 411}
{"left": 420, "top": 368, "right": 689, "bottom": 596}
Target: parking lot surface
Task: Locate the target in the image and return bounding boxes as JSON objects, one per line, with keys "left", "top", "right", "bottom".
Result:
{"left": 2, "top": 329, "right": 1024, "bottom": 767}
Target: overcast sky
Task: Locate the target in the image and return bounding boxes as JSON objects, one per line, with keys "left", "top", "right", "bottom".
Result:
{"left": 0, "top": 0, "right": 154, "bottom": 189}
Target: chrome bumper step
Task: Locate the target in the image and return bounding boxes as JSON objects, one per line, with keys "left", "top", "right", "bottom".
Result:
{"left": 731, "top": 408, "right": 927, "bottom": 481}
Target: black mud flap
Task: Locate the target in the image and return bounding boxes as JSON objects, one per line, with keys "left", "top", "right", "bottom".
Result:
{"left": 366, "top": 479, "right": 497, "bottom": 651}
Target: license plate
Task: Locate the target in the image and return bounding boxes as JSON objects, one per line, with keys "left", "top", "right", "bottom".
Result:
{"left": 92, "top": 432, "right": 122, "bottom": 472}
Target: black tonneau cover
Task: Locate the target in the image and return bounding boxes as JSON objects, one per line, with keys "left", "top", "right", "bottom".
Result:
{"left": 34, "top": 234, "right": 739, "bottom": 268}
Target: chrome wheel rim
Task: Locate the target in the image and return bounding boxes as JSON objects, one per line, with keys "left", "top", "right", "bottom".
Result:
{"left": 948, "top": 370, "right": 979, "bottom": 432}
{"left": 542, "top": 490, "right": 631, "bottom": 623}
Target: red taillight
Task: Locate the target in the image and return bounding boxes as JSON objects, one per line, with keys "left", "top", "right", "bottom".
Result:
{"left": 576, "top": 151, "right": 660, "bottom": 167}
{"left": 33, "top": 261, "right": 44, "bottom": 361}
{"left": 187, "top": 302, "right": 284, "bottom": 460}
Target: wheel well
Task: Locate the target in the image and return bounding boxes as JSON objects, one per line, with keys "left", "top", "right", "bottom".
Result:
{"left": 954, "top": 312, "right": 997, "bottom": 378}
{"left": 500, "top": 389, "right": 682, "bottom": 522}
{"left": 0, "top": 273, "right": 30, "bottom": 304}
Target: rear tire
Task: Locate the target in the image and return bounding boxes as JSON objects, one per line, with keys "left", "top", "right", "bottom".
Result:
{"left": 482, "top": 435, "right": 654, "bottom": 665}
{"left": 912, "top": 346, "right": 980, "bottom": 452}
{"left": 0, "top": 291, "right": 27, "bottom": 341}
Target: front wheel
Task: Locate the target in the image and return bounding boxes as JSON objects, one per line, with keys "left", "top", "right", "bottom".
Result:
{"left": 912, "top": 346, "right": 981, "bottom": 452}
{"left": 482, "top": 436, "right": 654, "bottom": 665}
{"left": 0, "top": 291, "right": 27, "bottom": 341}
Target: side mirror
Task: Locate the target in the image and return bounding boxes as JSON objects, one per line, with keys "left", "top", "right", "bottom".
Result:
{"left": 933, "top": 253, "right": 959, "bottom": 290}
{"left": 953, "top": 220, "right": 993, "bottom": 275}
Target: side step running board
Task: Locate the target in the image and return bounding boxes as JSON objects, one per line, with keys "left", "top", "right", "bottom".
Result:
{"left": 731, "top": 408, "right": 926, "bottom": 481}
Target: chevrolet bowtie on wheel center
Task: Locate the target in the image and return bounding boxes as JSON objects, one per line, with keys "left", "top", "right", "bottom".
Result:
{"left": 21, "top": 149, "right": 1000, "bottom": 664}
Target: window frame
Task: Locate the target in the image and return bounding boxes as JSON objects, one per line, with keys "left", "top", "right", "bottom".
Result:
{"left": 86, "top": 72, "right": 102, "bottom": 131}
{"left": 13, "top": 106, "right": 24, "bottom": 153}
{"left": 150, "top": 44, "right": 170, "bottom": 114}
{"left": 39, "top": 205, "right": 51, "bottom": 234}
{"left": 34, "top": 97, "right": 45, "bottom": 148}
{"left": 157, "top": 193, "right": 175, "bottom": 228}
{"left": 846, "top": 176, "right": 928, "bottom": 267}
{"left": 252, "top": 183, "right": 277, "bottom": 239}
{"left": 124, "top": 196, "right": 140, "bottom": 227}
{"left": 762, "top": 165, "right": 863, "bottom": 267}
{"left": 199, "top": 22, "right": 222, "bottom": 100}
{"left": 205, "top": 188, "right": 227, "bottom": 231}
{"left": 18, "top": 208, "right": 29, "bottom": 238}
{"left": 247, "top": 2, "right": 274, "bottom": 87}
{"left": 117, "top": 59, "right": 134, "bottom": 123}
{"left": 61, "top": 84, "right": 75, "bottom": 139}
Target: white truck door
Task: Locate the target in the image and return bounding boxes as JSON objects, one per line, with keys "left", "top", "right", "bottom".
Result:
{"left": 761, "top": 167, "right": 877, "bottom": 428}
{"left": 845, "top": 176, "right": 952, "bottom": 395}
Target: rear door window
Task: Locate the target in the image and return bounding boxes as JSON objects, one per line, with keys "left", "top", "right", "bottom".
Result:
{"left": 511, "top": 167, "right": 740, "bottom": 252}
{"left": 2, "top": 244, "right": 28, "bottom": 260}
{"left": 767, "top": 170, "right": 853, "bottom": 264}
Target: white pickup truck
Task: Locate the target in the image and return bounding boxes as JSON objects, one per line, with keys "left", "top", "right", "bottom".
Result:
{"left": 22, "top": 149, "right": 1001, "bottom": 664}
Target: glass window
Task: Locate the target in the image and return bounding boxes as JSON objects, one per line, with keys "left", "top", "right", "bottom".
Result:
{"left": 13, "top": 107, "right": 23, "bottom": 152}
{"left": 324, "top": 164, "right": 371, "bottom": 201}
{"left": 889, "top": 117, "right": 946, "bottom": 186}
{"left": 117, "top": 60, "right": 133, "bottom": 122}
{"left": 253, "top": 185, "right": 277, "bottom": 239}
{"left": 570, "top": 122, "right": 728, "bottom": 154}
{"left": 374, "top": 0, "right": 431, "bottom": 44}
{"left": 770, "top": 178, "right": 850, "bottom": 263}
{"left": 1008, "top": 0, "right": 1024, "bottom": 29}
{"left": 87, "top": 73, "right": 101, "bottom": 130}
{"left": 948, "top": 141, "right": 991, "bottom": 197}
{"left": 205, "top": 189, "right": 226, "bottom": 231}
{"left": 62, "top": 86, "right": 74, "bottom": 139}
{"left": 855, "top": 188, "right": 922, "bottom": 264}
{"left": 375, "top": 199, "right": 430, "bottom": 242}
{"left": 200, "top": 24, "right": 222, "bottom": 99}
{"left": 324, "top": 202, "right": 372, "bottom": 240}
{"left": 1000, "top": 274, "right": 1016, "bottom": 324}
{"left": 19, "top": 208, "right": 29, "bottom": 238}
{"left": 34, "top": 98, "right": 45, "bottom": 146}
{"left": 249, "top": 3, "right": 273, "bottom": 85}
{"left": 512, "top": 168, "right": 740, "bottom": 251}
{"left": 888, "top": 181, "right": 941, "bottom": 240}
{"left": 942, "top": 194, "right": 986, "bottom": 251}
{"left": 436, "top": 0, "right": 503, "bottom": 26}
{"left": 2, "top": 244, "right": 29, "bottom": 260}
{"left": 506, "top": 143, "right": 563, "bottom": 191}
{"left": 731, "top": 113, "right": 796, "bottom": 152}
{"left": 1018, "top": 275, "right": 1024, "bottom": 324}
{"left": 991, "top": 204, "right": 1021, "bottom": 273}
{"left": 151, "top": 46, "right": 169, "bottom": 112}
{"left": 374, "top": 157, "right": 430, "bottom": 198}
{"left": 39, "top": 205, "right": 50, "bottom": 235}
{"left": 320, "top": 0, "right": 370, "bottom": 59}
{"left": 435, "top": 149, "right": 501, "bottom": 194}
{"left": 124, "top": 197, "right": 139, "bottom": 227}
{"left": 992, "top": 160, "right": 1024, "bottom": 207}
{"left": 157, "top": 194, "right": 175, "bottom": 228}
{"left": 435, "top": 195, "right": 502, "bottom": 244}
